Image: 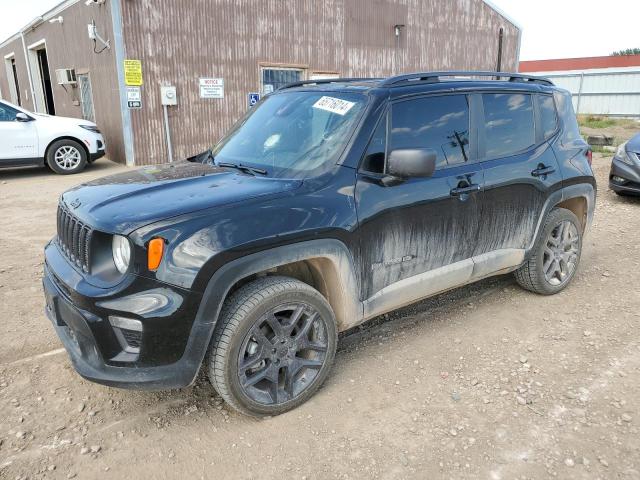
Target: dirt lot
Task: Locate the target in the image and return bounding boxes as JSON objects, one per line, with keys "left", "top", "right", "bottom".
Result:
{"left": 1, "top": 151, "right": 639, "bottom": 480}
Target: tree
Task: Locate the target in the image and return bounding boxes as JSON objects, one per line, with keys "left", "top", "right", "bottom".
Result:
{"left": 611, "top": 48, "right": 640, "bottom": 56}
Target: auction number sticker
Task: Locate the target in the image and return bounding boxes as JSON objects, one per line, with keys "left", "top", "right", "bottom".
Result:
{"left": 313, "top": 96, "right": 355, "bottom": 115}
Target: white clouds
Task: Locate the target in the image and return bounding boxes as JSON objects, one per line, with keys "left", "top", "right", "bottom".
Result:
{"left": 490, "top": 0, "right": 640, "bottom": 60}
{"left": 0, "top": 0, "right": 63, "bottom": 42}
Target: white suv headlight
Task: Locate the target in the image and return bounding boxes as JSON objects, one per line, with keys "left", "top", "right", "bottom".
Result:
{"left": 112, "top": 235, "right": 131, "bottom": 274}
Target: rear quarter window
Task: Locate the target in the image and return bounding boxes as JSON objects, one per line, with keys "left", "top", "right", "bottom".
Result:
{"left": 553, "top": 90, "right": 582, "bottom": 144}
{"left": 537, "top": 94, "right": 558, "bottom": 140}
{"left": 482, "top": 93, "right": 535, "bottom": 158}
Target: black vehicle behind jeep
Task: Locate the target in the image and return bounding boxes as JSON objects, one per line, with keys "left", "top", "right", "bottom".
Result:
{"left": 43, "top": 71, "right": 596, "bottom": 416}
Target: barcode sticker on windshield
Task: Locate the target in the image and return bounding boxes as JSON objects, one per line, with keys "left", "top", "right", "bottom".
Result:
{"left": 312, "top": 96, "right": 356, "bottom": 116}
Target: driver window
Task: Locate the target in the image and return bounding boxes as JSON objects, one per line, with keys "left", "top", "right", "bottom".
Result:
{"left": 390, "top": 95, "right": 470, "bottom": 169}
{"left": 0, "top": 104, "right": 18, "bottom": 122}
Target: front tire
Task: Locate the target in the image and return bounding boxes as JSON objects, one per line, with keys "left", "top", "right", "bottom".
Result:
{"left": 207, "top": 276, "right": 338, "bottom": 417}
{"left": 515, "top": 208, "right": 583, "bottom": 295}
{"left": 46, "top": 139, "right": 87, "bottom": 175}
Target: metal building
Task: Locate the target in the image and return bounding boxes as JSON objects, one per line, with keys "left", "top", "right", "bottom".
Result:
{"left": 520, "top": 55, "right": 640, "bottom": 118}
{"left": 0, "top": 0, "right": 521, "bottom": 166}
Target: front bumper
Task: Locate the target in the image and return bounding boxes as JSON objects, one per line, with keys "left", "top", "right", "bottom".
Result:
{"left": 609, "top": 156, "right": 640, "bottom": 195}
{"left": 43, "top": 241, "right": 211, "bottom": 390}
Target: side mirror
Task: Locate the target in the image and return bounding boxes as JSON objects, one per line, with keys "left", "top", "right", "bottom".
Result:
{"left": 15, "top": 113, "right": 32, "bottom": 122}
{"left": 387, "top": 148, "right": 437, "bottom": 178}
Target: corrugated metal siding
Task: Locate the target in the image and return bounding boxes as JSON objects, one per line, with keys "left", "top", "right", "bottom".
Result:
{"left": 122, "top": 0, "right": 519, "bottom": 165}
{"left": 0, "top": 1, "right": 125, "bottom": 162}
{"left": 527, "top": 69, "right": 640, "bottom": 117}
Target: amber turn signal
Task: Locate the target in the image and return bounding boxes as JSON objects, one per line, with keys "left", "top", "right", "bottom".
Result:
{"left": 147, "top": 238, "right": 164, "bottom": 271}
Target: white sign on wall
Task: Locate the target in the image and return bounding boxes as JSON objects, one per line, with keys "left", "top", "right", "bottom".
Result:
{"left": 199, "top": 78, "right": 224, "bottom": 99}
{"left": 126, "top": 86, "right": 142, "bottom": 109}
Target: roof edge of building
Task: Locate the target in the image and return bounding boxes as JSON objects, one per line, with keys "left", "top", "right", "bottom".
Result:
{"left": 520, "top": 54, "right": 640, "bottom": 72}
{"left": 0, "top": 0, "right": 80, "bottom": 50}
{"left": 481, "top": 0, "right": 522, "bottom": 30}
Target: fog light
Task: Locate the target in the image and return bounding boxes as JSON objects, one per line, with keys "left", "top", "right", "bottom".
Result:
{"left": 109, "top": 316, "right": 142, "bottom": 354}
{"left": 612, "top": 176, "right": 626, "bottom": 183}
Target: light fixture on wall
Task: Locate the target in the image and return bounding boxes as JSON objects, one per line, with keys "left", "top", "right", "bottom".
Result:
{"left": 88, "top": 20, "right": 110, "bottom": 53}
{"left": 394, "top": 24, "right": 405, "bottom": 38}
{"left": 49, "top": 16, "right": 63, "bottom": 24}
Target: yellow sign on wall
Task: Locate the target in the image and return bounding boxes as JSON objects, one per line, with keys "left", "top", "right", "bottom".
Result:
{"left": 124, "top": 59, "right": 143, "bottom": 86}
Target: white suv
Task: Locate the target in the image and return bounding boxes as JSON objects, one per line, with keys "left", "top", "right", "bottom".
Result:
{"left": 0, "top": 99, "right": 105, "bottom": 174}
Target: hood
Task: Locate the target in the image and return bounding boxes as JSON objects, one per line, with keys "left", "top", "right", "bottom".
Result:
{"left": 34, "top": 112, "right": 95, "bottom": 128}
{"left": 61, "top": 161, "right": 301, "bottom": 234}
{"left": 627, "top": 132, "right": 640, "bottom": 153}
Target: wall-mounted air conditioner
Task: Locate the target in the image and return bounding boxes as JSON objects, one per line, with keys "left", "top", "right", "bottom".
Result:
{"left": 55, "top": 68, "right": 77, "bottom": 85}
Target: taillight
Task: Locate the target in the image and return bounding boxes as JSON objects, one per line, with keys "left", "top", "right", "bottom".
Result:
{"left": 586, "top": 149, "right": 593, "bottom": 167}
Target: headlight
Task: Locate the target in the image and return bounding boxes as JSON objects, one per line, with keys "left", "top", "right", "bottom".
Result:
{"left": 112, "top": 235, "right": 131, "bottom": 274}
{"left": 614, "top": 142, "right": 634, "bottom": 166}
{"left": 80, "top": 125, "right": 101, "bottom": 134}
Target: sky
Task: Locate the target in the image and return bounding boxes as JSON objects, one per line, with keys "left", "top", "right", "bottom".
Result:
{"left": 0, "top": 0, "right": 639, "bottom": 60}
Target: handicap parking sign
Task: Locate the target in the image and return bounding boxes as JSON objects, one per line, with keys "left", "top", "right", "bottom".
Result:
{"left": 248, "top": 92, "right": 260, "bottom": 108}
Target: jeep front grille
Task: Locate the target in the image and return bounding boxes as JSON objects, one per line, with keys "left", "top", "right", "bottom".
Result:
{"left": 56, "top": 203, "right": 93, "bottom": 273}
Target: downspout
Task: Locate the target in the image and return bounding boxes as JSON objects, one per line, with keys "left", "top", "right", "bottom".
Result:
{"left": 110, "top": 0, "right": 135, "bottom": 166}
{"left": 496, "top": 27, "right": 504, "bottom": 72}
{"left": 20, "top": 32, "right": 37, "bottom": 110}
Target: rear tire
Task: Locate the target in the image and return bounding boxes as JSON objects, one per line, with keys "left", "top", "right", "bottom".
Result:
{"left": 207, "top": 276, "right": 337, "bottom": 417}
{"left": 514, "top": 208, "right": 582, "bottom": 295}
{"left": 46, "top": 139, "right": 87, "bottom": 175}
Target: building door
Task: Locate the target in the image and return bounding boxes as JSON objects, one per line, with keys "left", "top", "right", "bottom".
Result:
{"left": 261, "top": 66, "right": 304, "bottom": 94}
{"left": 77, "top": 74, "right": 95, "bottom": 122}
{"left": 11, "top": 59, "right": 20, "bottom": 105}
{"left": 36, "top": 48, "right": 55, "bottom": 115}
{"left": 4, "top": 56, "right": 21, "bottom": 106}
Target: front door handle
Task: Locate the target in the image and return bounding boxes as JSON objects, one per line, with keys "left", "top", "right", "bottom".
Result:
{"left": 531, "top": 164, "right": 556, "bottom": 177}
{"left": 450, "top": 184, "right": 481, "bottom": 197}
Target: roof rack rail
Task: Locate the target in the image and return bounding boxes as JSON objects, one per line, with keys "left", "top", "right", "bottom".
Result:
{"left": 380, "top": 71, "right": 554, "bottom": 87}
{"left": 277, "top": 77, "right": 380, "bottom": 91}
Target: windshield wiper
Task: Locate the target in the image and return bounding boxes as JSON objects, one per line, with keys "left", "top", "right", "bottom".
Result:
{"left": 217, "top": 162, "right": 267, "bottom": 176}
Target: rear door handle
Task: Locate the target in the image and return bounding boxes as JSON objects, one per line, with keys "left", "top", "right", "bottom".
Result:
{"left": 531, "top": 165, "right": 556, "bottom": 177}
{"left": 450, "top": 184, "right": 481, "bottom": 197}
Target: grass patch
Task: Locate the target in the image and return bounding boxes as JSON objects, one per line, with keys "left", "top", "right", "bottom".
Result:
{"left": 578, "top": 114, "right": 638, "bottom": 130}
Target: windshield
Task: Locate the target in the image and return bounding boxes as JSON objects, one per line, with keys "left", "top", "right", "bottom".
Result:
{"left": 212, "top": 91, "right": 367, "bottom": 178}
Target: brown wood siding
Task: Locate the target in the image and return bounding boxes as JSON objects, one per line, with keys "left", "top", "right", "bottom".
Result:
{"left": 0, "top": 1, "right": 125, "bottom": 163}
{"left": 122, "top": 0, "right": 519, "bottom": 165}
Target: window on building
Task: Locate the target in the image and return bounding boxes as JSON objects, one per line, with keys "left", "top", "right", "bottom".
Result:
{"left": 361, "top": 113, "right": 387, "bottom": 173}
{"left": 483, "top": 93, "right": 535, "bottom": 158}
{"left": 538, "top": 94, "right": 558, "bottom": 140}
{"left": 0, "top": 102, "right": 18, "bottom": 122}
{"left": 261, "top": 67, "right": 304, "bottom": 94}
{"left": 390, "top": 95, "right": 470, "bottom": 169}
{"left": 77, "top": 74, "right": 95, "bottom": 122}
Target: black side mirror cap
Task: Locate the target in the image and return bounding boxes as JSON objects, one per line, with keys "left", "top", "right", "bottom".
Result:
{"left": 15, "top": 113, "right": 33, "bottom": 122}
{"left": 387, "top": 148, "right": 437, "bottom": 178}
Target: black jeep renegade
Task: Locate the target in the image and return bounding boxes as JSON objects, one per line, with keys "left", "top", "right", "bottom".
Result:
{"left": 43, "top": 72, "right": 596, "bottom": 416}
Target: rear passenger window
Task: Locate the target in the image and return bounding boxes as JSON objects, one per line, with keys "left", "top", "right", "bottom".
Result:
{"left": 390, "top": 95, "right": 470, "bottom": 169}
{"left": 483, "top": 93, "right": 535, "bottom": 158}
{"left": 538, "top": 94, "right": 558, "bottom": 139}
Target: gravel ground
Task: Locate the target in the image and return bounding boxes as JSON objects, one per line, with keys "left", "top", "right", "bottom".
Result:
{"left": 0, "top": 153, "right": 639, "bottom": 480}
